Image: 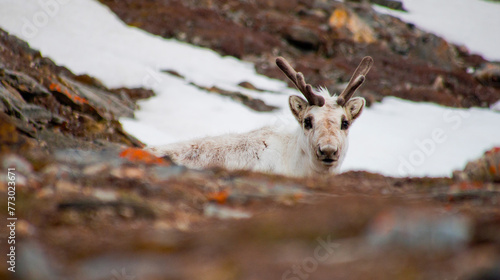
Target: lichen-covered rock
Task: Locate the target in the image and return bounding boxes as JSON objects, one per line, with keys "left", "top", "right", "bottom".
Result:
{"left": 328, "top": 6, "right": 376, "bottom": 43}
{"left": 453, "top": 147, "right": 500, "bottom": 182}
{"left": 0, "top": 28, "right": 147, "bottom": 155}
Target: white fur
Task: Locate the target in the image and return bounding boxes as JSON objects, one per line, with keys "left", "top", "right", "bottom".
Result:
{"left": 146, "top": 89, "right": 365, "bottom": 177}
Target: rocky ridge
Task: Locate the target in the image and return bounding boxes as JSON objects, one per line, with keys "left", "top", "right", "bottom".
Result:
{"left": 0, "top": 28, "right": 148, "bottom": 157}
{"left": 100, "top": 0, "right": 500, "bottom": 108}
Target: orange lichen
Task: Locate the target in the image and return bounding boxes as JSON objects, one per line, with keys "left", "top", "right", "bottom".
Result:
{"left": 49, "top": 83, "right": 62, "bottom": 91}
{"left": 486, "top": 147, "right": 500, "bottom": 155}
{"left": 293, "top": 192, "right": 304, "bottom": 200}
{"left": 207, "top": 190, "right": 229, "bottom": 204}
{"left": 489, "top": 164, "right": 498, "bottom": 176}
{"left": 328, "top": 7, "right": 375, "bottom": 43}
{"left": 119, "top": 148, "right": 168, "bottom": 165}
{"left": 49, "top": 82, "right": 89, "bottom": 104}
{"left": 329, "top": 8, "right": 348, "bottom": 28}
{"left": 451, "top": 181, "right": 483, "bottom": 192}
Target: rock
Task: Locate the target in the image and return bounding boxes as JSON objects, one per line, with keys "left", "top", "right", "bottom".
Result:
{"left": 475, "top": 63, "right": 500, "bottom": 88}
{"left": 73, "top": 74, "right": 107, "bottom": 89}
{"left": 0, "top": 68, "right": 51, "bottom": 98}
{"left": 0, "top": 28, "right": 146, "bottom": 151}
{"left": 110, "top": 166, "right": 145, "bottom": 179}
{"left": 328, "top": 7, "right": 376, "bottom": 43}
{"left": 17, "top": 219, "right": 36, "bottom": 237}
{"left": 82, "top": 163, "right": 110, "bottom": 176}
{"left": 368, "top": 0, "right": 406, "bottom": 11}
{"left": 17, "top": 241, "right": 58, "bottom": 280}
{"left": 453, "top": 147, "right": 500, "bottom": 182}
{"left": 60, "top": 77, "right": 135, "bottom": 119}
{"left": 442, "top": 181, "right": 499, "bottom": 202}
{"left": 55, "top": 149, "right": 112, "bottom": 166}
{"left": 191, "top": 83, "right": 278, "bottom": 112}
{"left": 466, "top": 264, "right": 500, "bottom": 280}
{"left": 161, "top": 69, "right": 185, "bottom": 79}
{"left": 491, "top": 99, "right": 500, "bottom": 112}
{"left": 150, "top": 165, "right": 186, "bottom": 181}
{"left": 0, "top": 80, "right": 63, "bottom": 126}
{"left": 238, "top": 81, "right": 265, "bottom": 92}
{"left": 92, "top": 190, "right": 119, "bottom": 204}
{"left": 54, "top": 149, "right": 91, "bottom": 165}
{"left": 110, "top": 87, "right": 155, "bottom": 102}
{"left": 119, "top": 147, "right": 171, "bottom": 165}
{"left": 2, "top": 154, "right": 33, "bottom": 174}
{"left": 204, "top": 203, "right": 252, "bottom": 219}
{"left": 284, "top": 25, "right": 322, "bottom": 50}
{"left": 76, "top": 254, "right": 183, "bottom": 280}
{"left": 432, "top": 75, "right": 446, "bottom": 91}
{"left": 367, "top": 207, "right": 471, "bottom": 252}
{"left": 55, "top": 180, "right": 82, "bottom": 194}
{"left": 58, "top": 199, "right": 156, "bottom": 220}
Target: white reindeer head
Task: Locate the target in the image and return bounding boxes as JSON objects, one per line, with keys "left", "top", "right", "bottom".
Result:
{"left": 276, "top": 56, "right": 373, "bottom": 173}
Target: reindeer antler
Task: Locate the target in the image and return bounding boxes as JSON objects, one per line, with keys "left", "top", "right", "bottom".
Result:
{"left": 276, "top": 57, "right": 325, "bottom": 107}
{"left": 336, "top": 56, "right": 373, "bottom": 107}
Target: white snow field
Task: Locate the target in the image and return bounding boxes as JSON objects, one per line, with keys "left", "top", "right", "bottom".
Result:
{"left": 0, "top": 0, "right": 499, "bottom": 177}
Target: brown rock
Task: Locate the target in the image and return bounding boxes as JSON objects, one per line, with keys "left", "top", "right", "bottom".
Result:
{"left": 328, "top": 7, "right": 376, "bottom": 43}
{"left": 284, "top": 25, "right": 322, "bottom": 50}
{"left": 475, "top": 63, "right": 500, "bottom": 88}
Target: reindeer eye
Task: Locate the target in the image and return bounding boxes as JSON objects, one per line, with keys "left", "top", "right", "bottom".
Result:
{"left": 341, "top": 118, "right": 349, "bottom": 130}
{"left": 304, "top": 117, "right": 313, "bottom": 130}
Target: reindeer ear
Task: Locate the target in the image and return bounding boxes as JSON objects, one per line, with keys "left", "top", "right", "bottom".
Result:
{"left": 345, "top": 97, "right": 365, "bottom": 120}
{"left": 289, "top": 95, "right": 309, "bottom": 122}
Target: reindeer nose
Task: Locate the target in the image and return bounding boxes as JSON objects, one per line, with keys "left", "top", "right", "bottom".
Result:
{"left": 318, "top": 145, "right": 338, "bottom": 159}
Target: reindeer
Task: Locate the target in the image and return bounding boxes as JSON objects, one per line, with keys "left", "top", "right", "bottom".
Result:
{"left": 146, "top": 56, "right": 373, "bottom": 177}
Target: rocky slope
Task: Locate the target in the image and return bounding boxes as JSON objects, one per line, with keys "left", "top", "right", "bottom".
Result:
{"left": 0, "top": 28, "right": 149, "bottom": 157}
{"left": 99, "top": 0, "right": 500, "bottom": 108}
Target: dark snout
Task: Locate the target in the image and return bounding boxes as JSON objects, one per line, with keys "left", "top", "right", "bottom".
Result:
{"left": 317, "top": 145, "right": 339, "bottom": 165}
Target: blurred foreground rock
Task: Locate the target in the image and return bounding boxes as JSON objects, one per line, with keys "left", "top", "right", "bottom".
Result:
{"left": 1, "top": 143, "right": 500, "bottom": 279}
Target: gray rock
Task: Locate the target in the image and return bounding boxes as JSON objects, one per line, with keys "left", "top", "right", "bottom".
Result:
{"left": 371, "top": 0, "right": 406, "bottom": 11}
{"left": 367, "top": 207, "right": 471, "bottom": 252}
{"left": 2, "top": 154, "right": 33, "bottom": 174}
{"left": 204, "top": 203, "right": 252, "bottom": 219}
{"left": 285, "top": 25, "right": 322, "bottom": 50}
{"left": 17, "top": 241, "right": 59, "bottom": 280}
{"left": 0, "top": 81, "right": 64, "bottom": 126}
{"left": 76, "top": 254, "right": 182, "bottom": 280}
{"left": 61, "top": 77, "right": 135, "bottom": 119}
{"left": 0, "top": 68, "right": 51, "bottom": 97}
